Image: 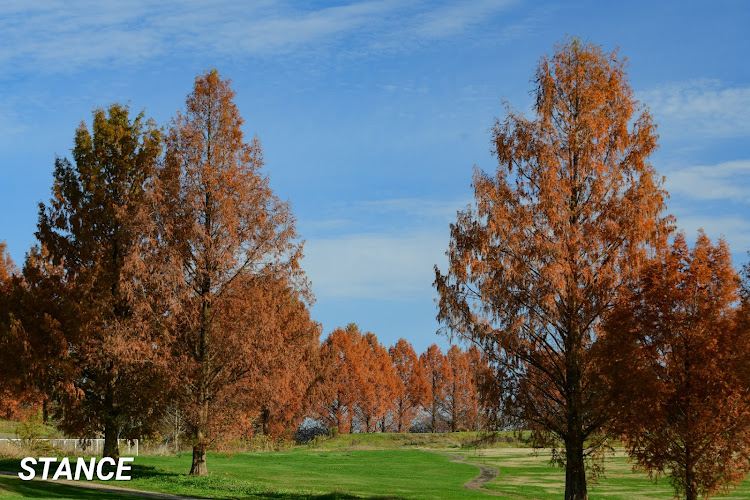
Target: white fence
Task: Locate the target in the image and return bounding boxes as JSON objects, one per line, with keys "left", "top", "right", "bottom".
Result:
{"left": 0, "top": 438, "right": 138, "bottom": 456}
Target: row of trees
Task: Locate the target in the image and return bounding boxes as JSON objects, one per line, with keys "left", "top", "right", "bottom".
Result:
{"left": 434, "top": 37, "right": 750, "bottom": 500}
{"left": 308, "top": 326, "right": 503, "bottom": 435}
{"left": 0, "top": 71, "right": 320, "bottom": 476}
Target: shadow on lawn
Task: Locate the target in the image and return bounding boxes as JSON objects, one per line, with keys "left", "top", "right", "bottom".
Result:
{"left": 0, "top": 476, "right": 139, "bottom": 499}
{"left": 0, "top": 461, "right": 406, "bottom": 500}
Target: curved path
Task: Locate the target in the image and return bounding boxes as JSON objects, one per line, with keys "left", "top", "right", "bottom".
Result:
{"left": 0, "top": 471, "right": 203, "bottom": 499}
{"left": 430, "top": 451, "right": 541, "bottom": 499}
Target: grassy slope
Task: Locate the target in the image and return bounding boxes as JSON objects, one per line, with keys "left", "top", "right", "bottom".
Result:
{"left": 302, "top": 431, "right": 525, "bottom": 450}
{"left": 0, "top": 418, "right": 61, "bottom": 439}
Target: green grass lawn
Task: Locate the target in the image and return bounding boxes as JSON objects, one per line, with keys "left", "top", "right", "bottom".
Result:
{"left": 2, "top": 437, "right": 750, "bottom": 499}
{"left": 456, "top": 448, "right": 750, "bottom": 499}
{"left": 0, "top": 449, "right": 493, "bottom": 499}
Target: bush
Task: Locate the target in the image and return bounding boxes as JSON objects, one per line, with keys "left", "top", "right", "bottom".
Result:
{"left": 409, "top": 420, "right": 430, "bottom": 434}
{"left": 294, "top": 418, "right": 328, "bottom": 444}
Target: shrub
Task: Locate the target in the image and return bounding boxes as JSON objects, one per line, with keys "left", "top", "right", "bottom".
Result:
{"left": 294, "top": 418, "right": 328, "bottom": 444}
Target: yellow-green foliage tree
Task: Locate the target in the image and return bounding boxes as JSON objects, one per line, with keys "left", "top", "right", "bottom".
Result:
{"left": 35, "top": 104, "right": 164, "bottom": 459}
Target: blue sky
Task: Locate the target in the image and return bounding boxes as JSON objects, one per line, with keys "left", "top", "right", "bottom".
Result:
{"left": 1, "top": 1, "right": 749, "bottom": 352}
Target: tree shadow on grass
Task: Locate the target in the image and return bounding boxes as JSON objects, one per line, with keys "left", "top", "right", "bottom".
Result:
{"left": 252, "top": 494, "right": 405, "bottom": 500}
{"left": 0, "top": 475, "right": 142, "bottom": 499}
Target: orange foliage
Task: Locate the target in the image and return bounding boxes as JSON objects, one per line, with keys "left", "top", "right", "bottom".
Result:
{"left": 466, "top": 345, "right": 508, "bottom": 430}
{"left": 444, "top": 345, "right": 479, "bottom": 432}
{"left": 0, "top": 241, "right": 19, "bottom": 408}
{"left": 144, "top": 70, "right": 307, "bottom": 475}
{"left": 419, "top": 344, "right": 450, "bottom": 433}
{"left": 310, "top": 324, "right": 366, "bottom": 433}
{"left": 434, "top": 38, "right": 671, "bottom": 499}
{"left": 389, "top": 339, "right": 428, "bottom": 433}
{"left": 598, "top": 233, "right": 750, "bottom": 500}
{"left": 240, "top": 274, "right": 320, "bottom": 438}
{"left": 358, "top": 332, "right": 399, "bottom": 433}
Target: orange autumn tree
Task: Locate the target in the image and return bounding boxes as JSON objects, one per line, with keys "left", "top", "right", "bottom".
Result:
{"left": 0, "top": 242, "right": 13, "bottom": 284}
{"left": 467, "top": 345, "right": 510, "bottom": 430}
{"left": 597, "top": 233, "right": 750, "bottom": 500}
{"left": 444, "top": 345, "right": 479, "bottom": 432}
{"left": 12, "top": 245, "right": 79, "bottom": 424}
{"left": 359, "top": 332, "right": 399, "bottom": 433}
{"left": 242, "top": 274, "right": 320, "bottom": 438}
{"left": 0, "top": 241, "right": 24, "bottom": 418}
{"left": 434, "top": 38, "right": 671, "bottom": 499}
{"left": 389, "top": 338, "right": 429, "bottom": 432}
{"left": 145, "top": 70, "right": 306, "bottom": 475}
{"left": 309, "top": 324, "right": 366, "bottom": 433}
{"left": 419, "top": 344, "right": 450, "bottom": 433}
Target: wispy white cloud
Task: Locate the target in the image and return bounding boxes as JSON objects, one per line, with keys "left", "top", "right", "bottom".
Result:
{"left": 303, "top": 231, "right": 448, "bottom": 300}
{"left": 413, "top": 0, "right": 518, "bottom": 39}
{"left": 299, "top": 197, "right": 467, "bottom": 299}
{"left": 676, "top": 215, "right": 750, "bottom": 256}
{"left": 357, "top": 197, "right": 470, "bottom": 220}
{"left": 665, "top": 159, "right": 750, "bottom": 203}
{"left": 368, "top": 0, "right": 520, "bottom": 52}
{"left": 640, "top": 79, "right": 750, "bottom": 139}
{"left": 1, "top": 0, "right": 524, "bottom": 74}
{"left": 300, "top": 197, "right": 471, "bottom": 239}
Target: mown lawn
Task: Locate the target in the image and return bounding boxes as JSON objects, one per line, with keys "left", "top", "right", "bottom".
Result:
{"left": 456, "top": 447, "right": 750, "bottom": 499}
{"left": 3, "top": 445, "right": 750, "bottom": 499}
{"left": 0, "top": 449, "right": 490, "bottom": 499}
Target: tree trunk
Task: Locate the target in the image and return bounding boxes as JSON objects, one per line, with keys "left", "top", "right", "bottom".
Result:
{"left": 685, "top": 483, "right": 697, "bottom": 499}
{"left": 103, "top": 417, "right": 120, "bottom": 460}
{"left": 42, "top": 398, "right": 49, "bottom": 425}
{"left": 564, "top": 429, "right": 587, "bottom": 500}
{"left": 190, "top": 264, "right": 212, "bottom": 476}
{"left": 564, "top": 336, "right": 587, "bottom": 500}
{"left": 190, "top": 442, "right": 208, "bottom": 476}
{"left": 260, "top": 407, "right": 270, "bottom": 435}
{"left": 685, "top": 446, "right": 697, "bottom": 500}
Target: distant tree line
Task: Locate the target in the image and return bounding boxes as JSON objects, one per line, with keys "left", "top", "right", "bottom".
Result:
{"left": 306, "top": 325, "right": 505, "bottom": 435}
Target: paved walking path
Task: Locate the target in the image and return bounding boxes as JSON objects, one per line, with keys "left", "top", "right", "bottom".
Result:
{"left": 0, "top": 470, "right": 204, "bottom": 499}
